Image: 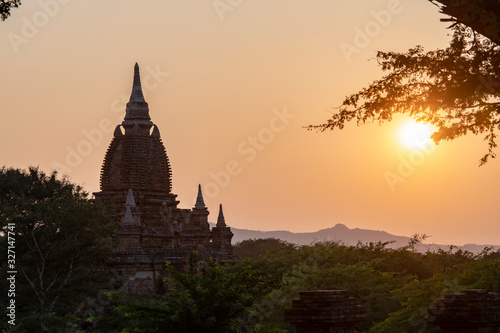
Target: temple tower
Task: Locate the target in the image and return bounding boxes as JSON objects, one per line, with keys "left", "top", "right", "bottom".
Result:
{"left": 211, "top": 204, "right": 235, "bottom": 261}
{"left": 95, "top": 64, "right": 235, "bottom": 293}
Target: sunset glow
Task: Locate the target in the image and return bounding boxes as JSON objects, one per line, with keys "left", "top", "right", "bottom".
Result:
{"left": 1, "top": 1, "right": 500, "bottom": 246}
{"left": 399, "top": 120, "right": 436, "bottom": 149}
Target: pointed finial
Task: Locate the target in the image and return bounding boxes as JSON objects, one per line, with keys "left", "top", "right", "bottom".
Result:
{"left": 125, "top": 188, "right": 136, "bottom": 207}
{"left": 130, "top": 63, "right": 145, "bottom": 103}
{"left": 216, "top": 204, "right": 226, "bottom": 227}
{"left": 195, "top": 184, "right": 206, "bottom": 209}
{"left": 123, "top": 63, "right": 152, "bottom": 126}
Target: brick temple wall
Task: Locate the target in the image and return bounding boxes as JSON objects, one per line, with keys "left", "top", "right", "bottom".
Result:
{"left": 284, "top": 290, "right": 365, "bottom": 333}
{"left": 428, "top": 289, "right": 500, "bottom": 333}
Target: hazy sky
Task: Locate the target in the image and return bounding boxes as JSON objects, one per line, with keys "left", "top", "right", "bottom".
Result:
{"left": 1, "top": 0, "right": 499, "bottom": 245}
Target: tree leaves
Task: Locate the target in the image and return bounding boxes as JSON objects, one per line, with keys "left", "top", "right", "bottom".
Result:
{"left": 0, "top": 167, "right": 117, "bottom": 332}
{"left": 0, "top": 0, "right": 21, "bottom": 21}
{"left": 309, "top": 25, "right": 500, "bottom": 164}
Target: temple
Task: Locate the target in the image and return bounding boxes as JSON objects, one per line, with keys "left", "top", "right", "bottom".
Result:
{"left": 94, "top": 63, "right": 235, "bottom": 293}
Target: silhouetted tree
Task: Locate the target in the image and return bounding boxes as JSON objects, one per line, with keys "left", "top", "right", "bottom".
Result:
{"left": 310, "top": 6, "right": 500, "bottom": 164}
{"left": 430, "top": 0, "right": 500, "bottom": 45}
{"left": 233, "top": 238, "right": 295, "bottom": 259}
{"left": 0, "top": 167, "right": 116, "bottom": 332}
{"left": 0, "top": 0, "right": 21, "bottom": 21}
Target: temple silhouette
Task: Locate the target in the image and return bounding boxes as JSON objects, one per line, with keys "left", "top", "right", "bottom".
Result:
{"left": 94, "top": 63, "right": 234, "bottom": 293}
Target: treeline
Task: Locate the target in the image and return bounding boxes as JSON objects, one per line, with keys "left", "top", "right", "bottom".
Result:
{"left": 105, "top": 237, "right": 498, "bottom": 333}
{"left": 4, "top": 238, "right": 500, "bottom": 332}
{"left": 1, "top": 169, "right": 499, "bottom": 332}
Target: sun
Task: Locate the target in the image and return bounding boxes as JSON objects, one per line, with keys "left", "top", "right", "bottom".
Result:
{"left": 399, "top": 119, "right": 436, "bottom": 149}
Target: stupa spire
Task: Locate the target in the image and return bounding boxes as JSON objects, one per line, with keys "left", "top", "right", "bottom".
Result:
{"left": 123, "top": 62, "right": 152, "bottom": 127}
{"left": 216, "top": 204, "right": 226, "bottom": 227}
{"left": 130, "top": 63, "right": 146, "bottom": 103}
{"left": 195, "top": 184, "right": 206, "bottom": 209}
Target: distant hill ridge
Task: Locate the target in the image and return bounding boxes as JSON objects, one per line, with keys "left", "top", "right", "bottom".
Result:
{"left": 218, "top": 223, "right": 500, "bottom": 254}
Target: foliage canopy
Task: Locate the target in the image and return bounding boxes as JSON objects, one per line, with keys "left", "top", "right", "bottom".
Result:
{"left": 0, "top": 167, "right": 117, "bottom": 332}
{"left": 0, "top": 0, "right": 21, "bottom": 21}
{"left": 309, "top": 24, "right": 500, "bottom": 164}
{"left": 92, "top": 238, "right": 500, "bottom": 333}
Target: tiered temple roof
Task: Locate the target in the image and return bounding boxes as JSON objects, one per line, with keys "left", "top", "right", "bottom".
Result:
{"left": 94, "top": 64, "right": 234, "bottom": 293}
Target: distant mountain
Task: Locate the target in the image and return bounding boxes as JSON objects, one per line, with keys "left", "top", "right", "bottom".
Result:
{"left": 220, "top": 223, "right": 500, "bottom": 253}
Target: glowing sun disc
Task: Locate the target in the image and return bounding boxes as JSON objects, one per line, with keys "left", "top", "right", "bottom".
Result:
{"left": 399, "top": 120, "right": 435, "bottom": 149}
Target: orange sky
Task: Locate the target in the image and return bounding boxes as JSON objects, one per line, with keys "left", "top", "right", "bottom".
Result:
{"left": 1, "top": 1, "right": 499, "bottom": 245}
